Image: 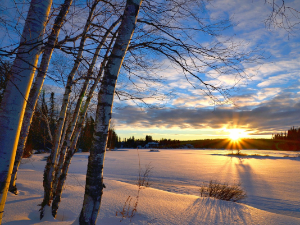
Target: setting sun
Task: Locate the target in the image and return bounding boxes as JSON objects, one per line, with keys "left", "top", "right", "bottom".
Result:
{"left": 227, "top": 129, "right": 248, "bottom": 141}
{"left": 229, "top": 130, "right": 241, "bottom": 141}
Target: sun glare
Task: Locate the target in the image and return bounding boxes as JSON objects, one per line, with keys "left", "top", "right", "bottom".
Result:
{"left": 229, "top": 130, "right": 240, "bottom": 141}
{"left": 228, "top": 129, "right": 246, "bottom": 141}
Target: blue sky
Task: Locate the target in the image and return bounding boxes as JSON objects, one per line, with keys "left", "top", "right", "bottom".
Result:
{"left": 112, "top": 0, "right": 300, "bottom": 140}
{"left": 1, "top": 0, "right": 300, "bottom": 141}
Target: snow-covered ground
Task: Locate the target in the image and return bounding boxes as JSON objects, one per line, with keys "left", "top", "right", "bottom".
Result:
{"left": 3, "top": 149, "right": 300, "bottom": 224}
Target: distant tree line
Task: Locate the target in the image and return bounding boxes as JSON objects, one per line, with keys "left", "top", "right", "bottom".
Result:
{"left": 272, "top": 126, "right": 300, "bottom": 141}
{"left": 23, "top": 91, "right": 57, "bottom": 157}
{"left": 187, "top": 137, "right": 300, "bottom": 151}
{"left": 159, "top": 139, "right": 181, "bottom": 149}
{"left": 120, "top": 135, "right": 180, "bottom": 149}
{"left": 77, "top": 117, "right": 119, "bottom": 151}
{"left": 271, "top": 126, "right": 300, "bottom": 150}
{"left": 5, "top": 89, "right": 120, "bottom": 156}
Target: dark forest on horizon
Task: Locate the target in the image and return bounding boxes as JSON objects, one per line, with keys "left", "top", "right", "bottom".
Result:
{"left": 182, "top": 138, "right": 300, "bottom": 151}
{"left": 8, "top": 88, "right": 298, "bottom": 154}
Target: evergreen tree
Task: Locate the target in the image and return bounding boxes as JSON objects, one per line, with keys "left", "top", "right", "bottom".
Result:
{"left": 145, "top": 135, "right": 153, "bottom": 143}
{"left": 107, "top": 128, "right": 118, "bottom": 149}
{"left": 78, "top": 116, "right": 95, "bottom": 152}
{"left": 0, "top": 60, "right": 11, "bottom": 104}
{"left": 49, "top": 92, "right": 56, "bottom": 134}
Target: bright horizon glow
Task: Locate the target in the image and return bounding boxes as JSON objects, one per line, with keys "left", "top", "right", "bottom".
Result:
{"left": 229, "top": 130, "right": 241, "bottom": 141}
{"left": 227, "top": 129, "right": 249, "bottom": 141}
{"left": 116, "top": 127, "right": 266, "bottom": 141}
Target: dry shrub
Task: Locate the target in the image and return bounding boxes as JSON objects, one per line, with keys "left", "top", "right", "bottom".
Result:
{"left": 116, "top": 149, "right": 153, "bottom": 222}
{"left": 137, "top": 163, "right": 153, "bottom": 187}
{"left": 199, "top": 180, "right": 247, "bottom": 202}
{"left": 136, "top": 148, "right": 153, "bottom": 187}
{"left": 226, "top": 149, "right": 248, "bottom": 156}
{"left": 116, "top": 165, "right": 151, "bottom": 222}
{"left": 250, "top": 154, "right": 270, "bottom": 157}
{"left": 116, "top": 195, "right": 139, "bottom": 222}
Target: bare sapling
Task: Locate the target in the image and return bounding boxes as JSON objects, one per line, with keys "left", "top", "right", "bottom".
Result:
{"left": 51, "top": 29, "right": 119, "bottom": 217}
{"left": 79, "top": 1, "right": 143, "bottom": 223}
{"left": 9, "top": 0, "right": 73, "bottom": 195}
{"left": 51, "top": 19, "right": 121, "bottom": 214}
{"left": 137, "top": 163, "right": 153, "bottom": 188}
{"left": 137, "top": 149, "right": 153, "bottom": 188}
{"left": 116, "top": 149, "right": 153, "bottom": 222}
{"left": 116, "top": 195, "right": 138, "bottom": 223}
{"left": 40, "top": 0, "right": 99, "bottom": 219}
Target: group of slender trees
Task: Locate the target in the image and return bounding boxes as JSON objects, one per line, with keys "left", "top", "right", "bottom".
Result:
{"left": 78, "top": 116, "right": 119, "bottom": 151}
{"left": 273, "top": 126, "right": 300, "bottom": 141}
{"left": 271, "top": 127, "right": 300, "bottom": 150}
{"left": 121, "top": 136, "right": 181, "bottom": 149}
{"left": 0, "top": 0, "right": 298, "bottom": 224}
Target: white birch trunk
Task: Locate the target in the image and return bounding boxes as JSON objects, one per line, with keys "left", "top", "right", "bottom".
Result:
{"left": 58, "top": 110, "right": 70, "bottom": 152}
{"left": 51, "top": 110, "right": 70, "bottom": 198}
{"left": 8, "top": 0, "right": 73, "bottom": 195}
{"left": 79, "top": 1, "right": 142, "bottom": 224}
{"left": 0, "top": 0, "right": 52, "bottom": 222}
{"left": 51, "top": 29, "right": 118, "bottom": 216}
{"left": 43, "top": 114, "right": 53, "bottom": 143}
{"left": 52, "top": 115, "right": 84, "bottom": 199}
{"left": 40, "top": 0, "right": 99, "bottom": 218}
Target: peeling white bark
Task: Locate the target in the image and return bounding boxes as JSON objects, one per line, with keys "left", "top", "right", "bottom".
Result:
{"left": 51, "top": 19, "right": 120, "bottom": 217}
{"left": 79, "top": 1, "right": 143, "bottom": 224}
{"left": 8, "top": 0, "right": 73, "bottom": 195}
{"left": 58, "top": 110, "right": 71, "bottom": 152}
{"left": 40, "top": 0, "right": 99, "bottom": 218}
{"left": 0, "top": 0, "right": 52, "bottom": 222}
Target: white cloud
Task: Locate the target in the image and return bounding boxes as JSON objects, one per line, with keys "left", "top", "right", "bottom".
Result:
{"left": 255, "top": 87, "right": 281, "bottom": 100}
{"left": 257, "top": 74, "right": 293, "bottom": 87}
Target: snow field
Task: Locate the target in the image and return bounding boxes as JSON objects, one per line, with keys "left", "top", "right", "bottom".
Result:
{"left": 3, "top": 149, "right": 300, "bottom": 224}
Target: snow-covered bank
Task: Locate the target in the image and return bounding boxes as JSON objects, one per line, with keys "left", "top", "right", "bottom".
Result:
{"left": 4, "top": 178, "right": 300, "bottom": 225}
{"left": 3, "top": 149, "right": 300, "bottom": 224}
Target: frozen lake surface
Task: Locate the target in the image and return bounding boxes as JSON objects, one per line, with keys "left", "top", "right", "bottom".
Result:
{"left": 98, "top": 149, "right": 300, "bottom": 218}
{"left": 3, "top": 148, "right": 300, "bottom": 224}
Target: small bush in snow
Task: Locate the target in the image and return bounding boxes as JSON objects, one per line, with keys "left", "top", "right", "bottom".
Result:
{"left": 116, "top": 195, "right": 138, "bottom": 222}
{"left": 199, "top": 180, "right": 247, "bottom": 202}
{"left": 227, "top": 150, "right": 248, "bottom": 156}
{"left": 137, "top": 163, "right": 153, "bottom": 188}
{"left": 136, "top": 149, "right": 153, "bottom": 188}
{"left": 116, "top": 150, "right": 153, "bottom": 222}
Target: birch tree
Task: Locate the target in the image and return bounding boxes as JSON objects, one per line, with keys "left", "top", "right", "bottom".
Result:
{"left": 9, "top": 0, "right": 73, "bottom": 195}
{"left": 40, "top": 0, "right": 101, "bottom": 218}
{"left": 51, "top": 29, "right": 118, "bottom": 217}
{"left": 79, "top": 0, "right": 143, "bottom": 224}
{"left": 77, "top": 0, "right": 264, "bottom": 224}
{"left": 0, "top": 0, "right": 52, "bottom": 222}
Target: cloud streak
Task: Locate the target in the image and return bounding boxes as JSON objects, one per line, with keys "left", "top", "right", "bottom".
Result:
{"left": 113, "top": 90, "right": 300, "bottom": 136}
